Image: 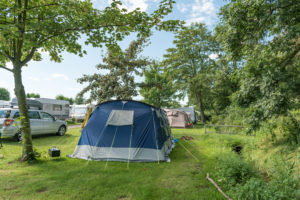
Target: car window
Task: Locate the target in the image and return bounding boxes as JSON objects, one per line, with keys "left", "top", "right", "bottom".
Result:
{"left": 13, "top": 112, "right": 20, "bottom": 119}
{"left": 41, "top": 112, "right": 54, "bottom": 120}
{"left": 0, "top": 110, "right": 10, "bottom": 118}
{"left": 29, "top": 111, "right": 40, "bottom": 119}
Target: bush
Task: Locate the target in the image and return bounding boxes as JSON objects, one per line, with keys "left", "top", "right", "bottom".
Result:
{"left": 230, "top": 163, "right": 300, "bottom": 200}
{"left": 230, "top": 178, "right": 274, "bottom": 200}
{"left": 214, "top": 153, "right": 257, "bottom": 191}
{"left": 281, "top": 114, "right": 300, "bottom": 145}
{"left": 215, "top": 153, "right": 300, "bottom": 200}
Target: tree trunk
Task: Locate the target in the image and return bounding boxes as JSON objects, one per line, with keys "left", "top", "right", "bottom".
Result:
{"left": 13, "top": 64, "right": 34, "bottom": 161}
{"left": 196, "top": 92, "right": 206, "bottom": 123}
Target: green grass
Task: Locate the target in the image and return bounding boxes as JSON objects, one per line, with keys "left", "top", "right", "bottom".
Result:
{"left": 0, "top": 127, "right": 225, "bottom": 200}
{"left": 0, "top": 126, "right": 298, "bottom": 200}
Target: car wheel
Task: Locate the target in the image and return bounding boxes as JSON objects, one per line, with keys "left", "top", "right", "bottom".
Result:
{"left": 14, "top": 132, "right": 22, "bottom": 142}
{"left": 57, "top": 126, "right": 66, "bottom": 136}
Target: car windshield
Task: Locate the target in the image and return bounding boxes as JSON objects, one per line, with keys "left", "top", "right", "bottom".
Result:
{"left": 0, "top": 110, "right": 10, "bottom": 118}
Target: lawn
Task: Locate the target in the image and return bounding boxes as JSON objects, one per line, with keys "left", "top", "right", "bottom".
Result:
{"left": 0, "top": 126, "right": 252, "bottom": 200}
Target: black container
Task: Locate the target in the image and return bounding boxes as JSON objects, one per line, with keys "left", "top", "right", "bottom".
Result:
{"left": 48, "top": 147, "right": 60, "bottom": 157}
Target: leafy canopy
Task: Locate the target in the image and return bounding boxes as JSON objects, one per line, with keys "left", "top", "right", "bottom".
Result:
{"left": 56, "top": 95, "right": 73, "bottom": 105}
{"left": 140, "top": 63, "right": 180, "bottom": 108}
{"left": 0, "top": 88, "right": 10, "bottom": 101}
{"left": 162, "top": 23, "right": 219, "bottom": 121}
{"left": 26, "top": 93, "right": 40, "bottom": 98}
{"left": 217, "top": 0, "right": 300, "bottom": 130}
{"left": 0, "top": 0, "right": 181, "bottom": 70}
{"left": 78, "top": 38, "right": 150, "bottom": 103}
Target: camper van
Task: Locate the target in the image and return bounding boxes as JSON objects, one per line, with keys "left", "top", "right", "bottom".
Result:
{"left": 0, "top": 100, "right": 10, "bottom": 108}
{"left": 70, "top": 104, "right": 93, "bottom": 121}
{"left": 11, "top": 98, "right": 70, "bottom": 120}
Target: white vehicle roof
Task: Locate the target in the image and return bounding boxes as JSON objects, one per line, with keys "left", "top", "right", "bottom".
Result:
{"left": 31, "top": 98, "right": 69, "bottom": 105}
{"left": 11, "top": 98, "right": 69, "bottom": 105}
{"left": 0, "top": 100, "right": 10, "bottom": 105}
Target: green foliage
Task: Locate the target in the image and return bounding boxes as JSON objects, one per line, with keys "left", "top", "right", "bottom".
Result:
{"left": 281, "top": 114, "right": 300, "bottom": 145}
{"left": 0, "top": 88, "right": 10, "bottom": 100}
{"left": 217, "top": 0, "right": 300, "bottom": 131}
{"left": 0, "top": 0, "right": 180, "bottom": 67}
{"left": 215, "top": 153, "right": 257, "bottom": 190}
{"left": 215, "top": 153, "right": 299, "bottom": 200}
{"left": 140, "top": 63, "right": 180, "bottom": 108}
{"left": 74, "top": 95, "right": 86, "bottom": 105}
{"left": 26, "top": 93, "right": 40, "bottom": 98}
{"left": 55, "top": 95, "right": 73, "bottom": 105}
{"left": 210, "top": 64, "right": 240, "bottom": 114}
{"left": 230, "top": 178, "right": 274, "bottom": 200}
{"left": 211, "top": 105, "right": 246, "bottom": 130}
{"left": 229, "top": 162, "right": 300, "bottom": 200}
{"left": 78, "top": 38, "right": 150, "bottom": 103}
{"left": 162, "top": 23, "right": 219, "bottom": 121}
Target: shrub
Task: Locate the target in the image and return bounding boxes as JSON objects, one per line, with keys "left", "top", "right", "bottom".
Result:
{"left": 230, "top": 163, "right": 300, "bottom": 200}
{"left": 219, "top": 156, "right": 300, "bottom": 200}
{"left": 215, "top": 153, "right": 257, "bottom": 191}
{"left": 281, "top": 114, "right": 300, "bottom": 145}
{"left": 230, "top": 178, "right": 274, "bottom": 200}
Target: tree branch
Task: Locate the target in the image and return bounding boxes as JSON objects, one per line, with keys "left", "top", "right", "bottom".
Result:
{"left": 4, "top": 51, "right": 14, "bottom": 61}
{"left": 21, "top": 47, "right": 36, "bottom": 66}
{"left": 0, "top": 65, "right": 13, "bottom": 72}
{"left": 25, "top": 2, "right": 60, "bottom": 11}
{"left": 37, "top": 23, "right": 131, "bottom": 46}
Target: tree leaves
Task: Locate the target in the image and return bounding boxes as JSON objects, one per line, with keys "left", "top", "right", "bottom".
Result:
{"left": 78, "top": 38, "right": 150, "bottom": 103}
{"left": 217, "top": 0, "right": 300, "bottom": 131}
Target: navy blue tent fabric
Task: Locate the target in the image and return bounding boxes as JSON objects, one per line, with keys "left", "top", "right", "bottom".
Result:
{"left": 70, "top": 100, "right": 174, "bottom": 162}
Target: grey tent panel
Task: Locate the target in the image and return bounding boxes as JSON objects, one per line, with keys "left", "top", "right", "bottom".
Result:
{"left": 106, "top": 110, "right": 134, "bottom": 126}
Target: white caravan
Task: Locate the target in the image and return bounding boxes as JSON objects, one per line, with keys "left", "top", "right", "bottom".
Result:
{"left": 70, "top": 104, "right": 93, "bottom": 121}
{"left": 0, "top": 100, "right": 10, "bottom": 108}
{"left": 11, "top": 98, "right": 70, "bottom": 120}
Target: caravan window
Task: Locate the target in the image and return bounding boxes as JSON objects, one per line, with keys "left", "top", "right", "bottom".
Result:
{"left": 53, "top": 104, "right": 62, "bottom": 111}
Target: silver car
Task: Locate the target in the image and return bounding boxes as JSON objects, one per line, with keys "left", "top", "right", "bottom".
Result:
{"left": 0, "top": 108, "right": 67, "bottom": 141}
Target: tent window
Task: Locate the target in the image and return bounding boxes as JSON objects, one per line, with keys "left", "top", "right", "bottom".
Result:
{"left": 106, "top": 110, "right": 134, "bottom": 126}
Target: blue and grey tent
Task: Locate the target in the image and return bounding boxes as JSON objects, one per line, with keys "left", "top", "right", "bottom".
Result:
{"left": 69, "top": 100, "right": 175, "bottom": 162}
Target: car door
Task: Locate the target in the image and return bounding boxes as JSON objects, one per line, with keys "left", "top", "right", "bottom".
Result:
{"left": 28, "top": 111, "right": 43, "bottom": 135}
{"left": 40, "top": 112, "right": 57, "bottom": 133}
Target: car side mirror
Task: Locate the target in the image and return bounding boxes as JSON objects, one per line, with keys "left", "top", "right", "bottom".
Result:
{"left": 53, "top": 117, "right": 57, "bottom": 121}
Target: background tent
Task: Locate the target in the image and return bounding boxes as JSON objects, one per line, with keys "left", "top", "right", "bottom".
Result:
{"left": 70, "top": 100, "right": 174, "bottom": 162}
{"left": 164, "top": 109, "right": 192, "bottom": 128}
{"left": 174, "top": 107, "right": 199, "bottom": 124}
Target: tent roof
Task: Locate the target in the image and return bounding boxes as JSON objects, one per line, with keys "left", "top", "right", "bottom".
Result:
{"left": 96, "top": 100, "right": 160, "bottom": 110}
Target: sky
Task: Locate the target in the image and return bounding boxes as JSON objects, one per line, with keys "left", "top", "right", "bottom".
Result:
{"left": 0, "top": 0, "right": 226, "bottom": 101}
